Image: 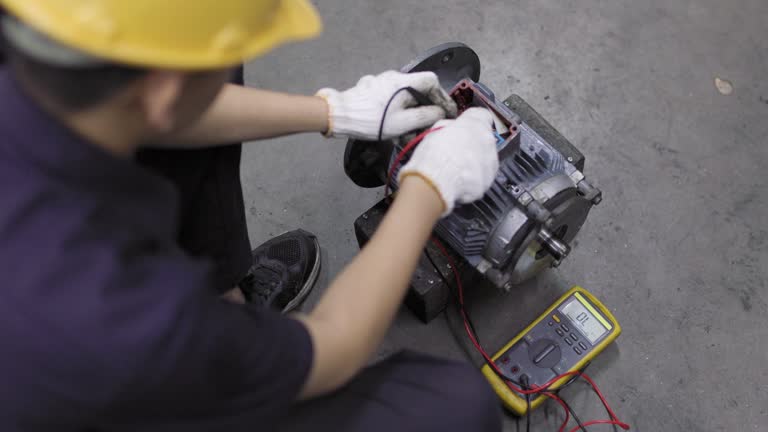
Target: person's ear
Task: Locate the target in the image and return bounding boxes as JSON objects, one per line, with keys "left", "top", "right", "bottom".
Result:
{"left": 138, "top": 71, "right": 186, "bottom": 132}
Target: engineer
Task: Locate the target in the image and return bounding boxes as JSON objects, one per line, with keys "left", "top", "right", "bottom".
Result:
{"left": 0, "top": 1, "right": 502, "bottom": 430}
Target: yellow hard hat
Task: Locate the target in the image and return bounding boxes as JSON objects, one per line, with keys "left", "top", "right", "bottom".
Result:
{"left": 0, "top": 0, "right": 322, "bottom": 69}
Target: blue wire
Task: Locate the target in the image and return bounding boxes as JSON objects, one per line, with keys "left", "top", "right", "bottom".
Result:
{"left": 494, "top": 131, "right": 505, "bottom": 146}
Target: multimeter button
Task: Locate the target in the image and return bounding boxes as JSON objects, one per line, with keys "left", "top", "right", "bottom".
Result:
{"left": 565, "top": 338, "right": 573, "bottom": 346}
{"left": 561, "top": 323, "right": 570, "bottom": 332}
{"left": 573, "top": 347, "right": 582, "bottom": 355}
{"left": 570, "top": 334, "right": 578, "bottom": 342}
{"left": 533, "top": 344, "right": 557, "bottom": 364}
{"left": 555, "top": 328, "right": 564, "bottom": 336}
{"left": 579, "top": 342, "right": 588, "bottom": 350}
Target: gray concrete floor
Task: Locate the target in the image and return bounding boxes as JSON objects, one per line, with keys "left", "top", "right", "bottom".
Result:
{"left": 242, "top": 0, "right": 767, "bottom": 430}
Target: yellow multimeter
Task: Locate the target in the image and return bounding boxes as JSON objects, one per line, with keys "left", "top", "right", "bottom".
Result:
{"left": 481, "top": 286, "right": 621, "bottom": 415}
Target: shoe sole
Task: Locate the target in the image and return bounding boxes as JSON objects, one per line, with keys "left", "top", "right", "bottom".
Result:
{"left": 281, "top": 236, "right": 321, "bottom": 313}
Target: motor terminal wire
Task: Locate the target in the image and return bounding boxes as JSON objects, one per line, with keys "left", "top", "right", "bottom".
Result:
{"left": 489, "top": 109, "right": 509, "bottom": 135}
{"left": 493, "top": 130, "right": 505, "bottom": 147}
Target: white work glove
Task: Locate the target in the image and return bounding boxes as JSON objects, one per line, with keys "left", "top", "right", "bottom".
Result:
{"left": 398, "top": 108, "right": 499, "bottom": 216}
{"left": 316, "top": 70, "right": 458, "bottom": 140}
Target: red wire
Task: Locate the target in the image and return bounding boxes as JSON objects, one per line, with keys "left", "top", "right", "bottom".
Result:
{"left": 384, "top": 126, "right": 444, "bottom": 197}
{"left": 542, "top": 392, "right": 570, "bottom": 432}
{"left": 568, "top": 420, "right": 631, "bottom": 432}
{"left": 577, "top": 373, "right": 628, "bottom": 427}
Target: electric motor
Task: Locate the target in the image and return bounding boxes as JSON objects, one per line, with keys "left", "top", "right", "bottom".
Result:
{"left": 344, "top": 43, "right": 601, "bottom": 291}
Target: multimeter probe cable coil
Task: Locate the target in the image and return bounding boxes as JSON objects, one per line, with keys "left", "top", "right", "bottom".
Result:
{"left": 430, "top": 235, "right": 630, "bottom": 432}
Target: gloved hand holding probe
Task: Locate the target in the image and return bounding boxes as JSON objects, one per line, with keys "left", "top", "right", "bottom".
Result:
{"left": 317, "top": 70, "right": 458, "bottom": 140}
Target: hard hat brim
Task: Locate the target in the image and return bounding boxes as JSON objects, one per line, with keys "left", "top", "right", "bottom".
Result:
{"left": 1, "top": 0, "right": 323, "bottom": 70}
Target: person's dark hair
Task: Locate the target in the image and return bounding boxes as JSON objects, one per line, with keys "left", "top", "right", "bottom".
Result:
{"left": 2, "top": 34, "right": 145, "bottom": 111}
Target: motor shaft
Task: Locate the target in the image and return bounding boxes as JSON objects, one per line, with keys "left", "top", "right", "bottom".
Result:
{"left": 538, "top": 228, "right": 571, "bottom": 265}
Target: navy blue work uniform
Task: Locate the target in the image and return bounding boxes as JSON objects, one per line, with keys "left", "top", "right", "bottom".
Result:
{"left": 0, "top": 68, "right": 501, "bottom": 431}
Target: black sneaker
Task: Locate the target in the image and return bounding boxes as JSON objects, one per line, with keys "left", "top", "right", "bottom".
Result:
{"left": 239, "top": 229, "right": 321, "bottom": 313}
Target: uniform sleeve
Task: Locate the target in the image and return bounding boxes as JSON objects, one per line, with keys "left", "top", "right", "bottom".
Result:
{"left": 73, "top": 249, "right": 315, "bottom": 428}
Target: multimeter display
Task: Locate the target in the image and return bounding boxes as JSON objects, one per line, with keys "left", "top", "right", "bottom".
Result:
{"left": 560, "top": 294, "right": 610, "bottom": 343}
